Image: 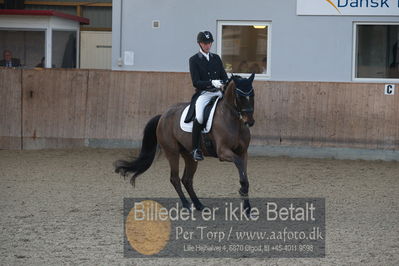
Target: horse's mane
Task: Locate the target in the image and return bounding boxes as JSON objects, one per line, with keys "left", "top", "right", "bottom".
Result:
{"left": 223, "top": 74, "right": 241, "bottom": 104}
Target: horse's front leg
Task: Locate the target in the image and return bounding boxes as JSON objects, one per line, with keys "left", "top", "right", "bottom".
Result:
{"left": 218, "top": 148, "right": 251, "bottom": 214}
{"left": 239, "top": 152, "right": 249, "bottom": 196}
{"left": 236, "top": 152, "right": 251, "bottom": 215}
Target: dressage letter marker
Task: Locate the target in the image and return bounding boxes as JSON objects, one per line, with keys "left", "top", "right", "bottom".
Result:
{"left": 385, "top": 84, "right": 395, "bottom": 95}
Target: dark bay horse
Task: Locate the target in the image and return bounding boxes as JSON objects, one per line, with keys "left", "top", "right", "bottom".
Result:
{"left": 115, "top": 74, "right": 255, "bottom": 212}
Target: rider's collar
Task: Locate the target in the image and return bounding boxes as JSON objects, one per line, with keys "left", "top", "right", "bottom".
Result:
{"left": 199, "top": 49, "right": 210, "bottom": 61}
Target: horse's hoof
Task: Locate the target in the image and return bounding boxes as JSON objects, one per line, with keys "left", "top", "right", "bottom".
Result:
{"left": 195, "top": 204, "right": 207, "bottom": 211}
{"left": 244, "top": 202, "right": 251, "bottom": 217}
{"left": 245, "top": 207, "right": 251, "bottom": 217}
{"left": 182, "top": 203, "right": 192, "bottom": 211}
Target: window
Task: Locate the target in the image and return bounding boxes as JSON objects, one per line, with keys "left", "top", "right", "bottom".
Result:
{"left": 52, "top": 30, "right": 77, "bottom": 68}
{"left": 0, "top": 30, "right": 45, "bottom": 68}
{"left": 354, "top": 23, "right": 399, "bottom": 80}
{"left": 217, "top": 21, "right": 271, "bottom": 79}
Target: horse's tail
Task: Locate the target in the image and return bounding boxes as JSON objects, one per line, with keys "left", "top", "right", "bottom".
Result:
{"left": 114, "top": 114, "right": 161, "bottom": 186}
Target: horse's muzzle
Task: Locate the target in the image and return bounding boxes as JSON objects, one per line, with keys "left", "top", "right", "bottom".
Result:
{"left": 241, "top": 111, "right": 255, "bottom": 127}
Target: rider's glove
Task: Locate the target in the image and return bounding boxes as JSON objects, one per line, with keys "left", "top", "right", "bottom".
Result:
{"left": 211, "top": 80, "right": 223, "bottom": 89}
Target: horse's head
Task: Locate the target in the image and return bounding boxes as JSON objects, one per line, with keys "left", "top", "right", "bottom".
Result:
{"left": 227, "top": 73, "right": 255, "bottom": 127}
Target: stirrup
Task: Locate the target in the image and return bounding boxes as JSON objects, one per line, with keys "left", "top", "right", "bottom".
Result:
{"left": 192, "top": 149, "right": 204, "bottom": 161}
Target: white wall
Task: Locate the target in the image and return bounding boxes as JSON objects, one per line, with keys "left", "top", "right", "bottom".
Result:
{"left": 112, "top": 0, "right": 399, "bottom": 82}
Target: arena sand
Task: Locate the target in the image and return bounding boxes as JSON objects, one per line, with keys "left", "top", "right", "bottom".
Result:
{"left": 0, "top": 148, "right": 398, "bottom": 265}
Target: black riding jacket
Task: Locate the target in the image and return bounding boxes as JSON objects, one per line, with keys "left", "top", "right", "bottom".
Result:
{"left": 189, "top": 52, "right": 228, "bottom": 92}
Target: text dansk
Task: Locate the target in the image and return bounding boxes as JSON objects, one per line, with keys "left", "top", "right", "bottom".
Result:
{"left": 337, "top": 0, "right": 398, "bottom": 8}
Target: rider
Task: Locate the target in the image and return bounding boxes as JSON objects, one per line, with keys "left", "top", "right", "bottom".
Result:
{"left": 189, "top": 31, "right": 228, "bottom": 161}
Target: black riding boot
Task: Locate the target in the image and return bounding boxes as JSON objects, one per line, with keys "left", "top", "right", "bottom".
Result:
{"left": 192, "top": 119, "right": 204, "bottom": 161}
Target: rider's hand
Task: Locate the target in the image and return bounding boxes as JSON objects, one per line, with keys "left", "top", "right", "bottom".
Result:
{"left": 211, "top": 80, "right": 223, "bottom": 89}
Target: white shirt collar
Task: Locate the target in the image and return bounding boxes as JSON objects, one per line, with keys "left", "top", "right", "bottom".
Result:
{"left": 199, "top": 49, "right": 209, "bottom": 61}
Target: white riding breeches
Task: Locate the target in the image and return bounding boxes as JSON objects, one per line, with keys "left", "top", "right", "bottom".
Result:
{"left": 195, "top": 90, "right": 223, "bottom": 124}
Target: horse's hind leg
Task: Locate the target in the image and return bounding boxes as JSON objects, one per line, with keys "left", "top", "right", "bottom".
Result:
{"left": 181, "top": 152, "right": 204, "bottom": 211}
{"left": 164, "top": 150, "right": 191, "bottom": 209}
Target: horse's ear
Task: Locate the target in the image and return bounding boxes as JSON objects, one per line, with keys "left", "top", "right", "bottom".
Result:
{"left": 249, "top": 72, "right": 255, "bottom": 82}
{"left": 231, "top": 73, "right": 238, "bottom": 83}
{"left": 232, "top": 76, "right": 236, "bottom": 83}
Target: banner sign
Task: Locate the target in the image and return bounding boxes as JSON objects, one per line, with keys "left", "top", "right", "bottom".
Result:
{"left": 124, "top": 197, "right": 325, "bottom": 258}
{"left": 297, "top": 0, "right": 399, "bottom": 16}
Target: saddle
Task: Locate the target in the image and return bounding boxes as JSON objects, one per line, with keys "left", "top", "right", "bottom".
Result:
{"left": 184, "top": 92, "right": 199, "bottom": 123}
{"left": 181, "top": 95, "right": 219, "bottom": 133}
{"left": 184, "top": 88, "right": 220, "bottom": 123}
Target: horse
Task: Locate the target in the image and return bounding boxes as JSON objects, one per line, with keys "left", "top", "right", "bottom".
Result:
{"left": 114, "top": 73, "right": 255, "bottom": 213}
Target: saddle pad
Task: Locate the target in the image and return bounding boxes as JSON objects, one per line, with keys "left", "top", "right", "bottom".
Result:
{"left": 180, "top": 97, "right": 220, "bottom": 133}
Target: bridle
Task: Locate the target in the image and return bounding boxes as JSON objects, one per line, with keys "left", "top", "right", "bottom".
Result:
{"left": 235, "top": 87, "right": 254, "bottom": 115}
{"left": 223, "top": 76, "right": 255, "bottom": 120}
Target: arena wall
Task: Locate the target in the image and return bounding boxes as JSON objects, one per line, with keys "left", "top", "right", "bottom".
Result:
{"left": 1, "top": 68, "right": 398, "bottom": 159}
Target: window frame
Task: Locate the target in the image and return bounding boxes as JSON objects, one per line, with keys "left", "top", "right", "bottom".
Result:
{"left": 217, "top": 20, "right": 272, "bottom": 80}
{"left": 0, "top": 28, "right": 46, "bottom": 68}
{"left": 352, "top": 21, "right": 399, "bottom": 83}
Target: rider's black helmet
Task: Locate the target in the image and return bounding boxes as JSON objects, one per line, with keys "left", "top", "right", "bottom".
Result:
{"left": 197, "top": 31, "right": 214, "bottom": 43}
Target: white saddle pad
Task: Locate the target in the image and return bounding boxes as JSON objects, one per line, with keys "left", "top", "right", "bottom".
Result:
{"left": 180, "top": 97, "right": 220, "bottom": 133}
